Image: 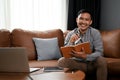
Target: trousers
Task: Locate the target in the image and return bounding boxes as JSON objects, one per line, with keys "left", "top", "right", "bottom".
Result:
{"left": 58, "top": 56, "right": 107, "bottom": 80}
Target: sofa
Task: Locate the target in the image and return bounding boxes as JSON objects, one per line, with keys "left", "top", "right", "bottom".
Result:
{"left": 100, "top": 29, "right": 120, "bottom": 80}
{"left": 0, "top": 28, "right": 64, "bottom": 67}
{"left": 0, "top": 28, "right": 120, "bottom": 80}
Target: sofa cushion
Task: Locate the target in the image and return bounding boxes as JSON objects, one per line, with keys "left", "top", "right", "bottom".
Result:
{"left": 105, "top": 58, "right": 120, "bottom": 75}
{"left": 11, "top": 28, "right": 64, "bottom": 60}
{"left": 0, "top": 29, "right": 11, "bottom": 47}
{"left": 33, "top": 37, "right": 62, "bottom": 60}
{"left": 29, "top": 60, "right": 58, "bottom": 68}
{"left": 101, "top": 29, "right": 120, "bottom": 58}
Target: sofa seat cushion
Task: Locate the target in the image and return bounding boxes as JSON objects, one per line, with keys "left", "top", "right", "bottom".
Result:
{"left": 29, "top": 60, "right": 58, "bottom": 68}
{"left": 105, "top": 58, "right": 120, "bottom": 75}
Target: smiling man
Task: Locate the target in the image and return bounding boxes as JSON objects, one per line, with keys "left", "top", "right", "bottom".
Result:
{"left": 58, "top": 9, "right": 107, "bottom": 80}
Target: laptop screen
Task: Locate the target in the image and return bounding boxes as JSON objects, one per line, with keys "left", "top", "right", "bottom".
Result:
{"left": 0, "top": 47, "right": 30, "bottom": 72}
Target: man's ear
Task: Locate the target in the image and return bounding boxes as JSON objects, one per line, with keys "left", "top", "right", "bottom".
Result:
{"left": 90, "top": 20, "right": 92, "bottom": 25}
{"left": 76, "top": 18, "right": 78, "bottom": 23}
{"left": 76, "top": 18, "right": 77, "bottom": 22}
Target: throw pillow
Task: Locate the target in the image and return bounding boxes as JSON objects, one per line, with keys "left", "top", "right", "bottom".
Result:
{"left": 33, "top": 37, "right": 62, "bottom": 60}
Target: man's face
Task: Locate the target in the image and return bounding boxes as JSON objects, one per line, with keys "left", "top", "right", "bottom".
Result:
{"left": 76, "top": 13, "right": 92, "bottom": 32}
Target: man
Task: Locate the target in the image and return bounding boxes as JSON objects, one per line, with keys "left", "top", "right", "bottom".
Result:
{"left": 58, "top": 9, "right": 107, "bottom": 80}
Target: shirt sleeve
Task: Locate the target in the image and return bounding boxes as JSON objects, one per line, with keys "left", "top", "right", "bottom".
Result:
{"left": 86, "top": 30, "right": 103, "bottom": 61}
{"left": 64, "top": 30, "right": 74, "bottom": 46}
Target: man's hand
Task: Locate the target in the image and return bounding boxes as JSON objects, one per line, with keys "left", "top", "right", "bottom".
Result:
{"left": 70, "top": 48, "right": 87, "bottom": 59}
{"left": 69, "top": 33, "right": 79, "bottom": 43}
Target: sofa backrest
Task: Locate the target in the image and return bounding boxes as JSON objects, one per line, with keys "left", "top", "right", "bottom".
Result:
{"left": 11, "top": 28, "right": 64, "bottom": 60}
{"left": 64, "top": 29, "right": 120, "bottom": 58}
{"left": 101, "top": 29, "right": 120, "bottom": 58}
{"left": 0, "top": 29, "right": 11, "bottom": 47}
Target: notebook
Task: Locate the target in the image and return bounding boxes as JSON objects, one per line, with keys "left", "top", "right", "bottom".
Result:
{"left": 0, "top": 47, "right": 40, "bottom": 73}
{"left": 60, "top": 42, "right": 92, "bottom": 58}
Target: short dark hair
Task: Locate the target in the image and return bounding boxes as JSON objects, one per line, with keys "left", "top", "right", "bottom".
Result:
{"left": 77, "top": 9, "right": 92, "bottom": 20}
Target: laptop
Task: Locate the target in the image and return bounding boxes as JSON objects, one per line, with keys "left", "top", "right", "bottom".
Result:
{"left": 0, "top": 47, "right": 40, "bottom": 73}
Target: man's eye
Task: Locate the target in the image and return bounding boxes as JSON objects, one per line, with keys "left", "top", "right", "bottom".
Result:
{"left": 79, "top": 18, "right": 83, "bottom": 20}
{"left": 85, "top": 19, "right": 90, "bottom": 21}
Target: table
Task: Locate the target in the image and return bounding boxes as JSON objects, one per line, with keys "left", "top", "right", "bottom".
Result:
{"left": 0, "top": 72, "right": 29, "bottom": 80}
{"left": 0, "top": 70, "right": 85, "bottom": 80}
{"left": 30, "top": 69, "right": 85, "bottom": 80}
